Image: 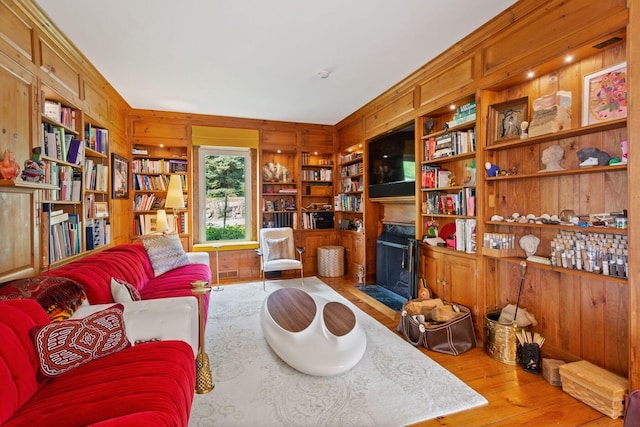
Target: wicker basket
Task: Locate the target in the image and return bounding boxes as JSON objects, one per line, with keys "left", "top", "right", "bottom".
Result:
{"left": 559, "top": 360, "right": 628, "bottom": 419}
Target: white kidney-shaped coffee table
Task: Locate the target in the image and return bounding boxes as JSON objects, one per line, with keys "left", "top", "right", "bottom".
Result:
{"left": 260, "top": 287, "right": 366, "bottom": 376}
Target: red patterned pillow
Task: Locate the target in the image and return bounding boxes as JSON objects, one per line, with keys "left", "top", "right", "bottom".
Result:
{"left": 0, "top": 276, "right": 87, "bottom": 322}
{"left": 31, "top": 304, "right": 130, "bottom": 379}
{"left": 110, "top": 277, "right": 141, "bottom": 302}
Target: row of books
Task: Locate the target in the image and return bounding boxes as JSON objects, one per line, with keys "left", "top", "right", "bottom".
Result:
{"left": 340, "top": 176, "right": 363, "bottom": 193}
{"left": 421, "top": 165, "right": 453, "bottom": 189}
{"left": 84, "top": 159, "right": 108, "bottom": 192}
{"left": 301, "top": 168, "right": 332, "bottom": 181}
{"left": 132, "top": 158, "right": 188, "bottom": 174}
{"left": 133, "top": 194, "right": 165, "bottom": 211}
{"left": 41, "top": 123, "right": 83, "bottom": 165}
{"left": 263, "top": 212, "right": 296, "bottom": 229}
{"left": 85, "top": 124, "right": 109, "bottom": 155}
{"left": 301, "top": 212, "right": 334, "bottom": 230}
{"left": 339, "top": 152, "right": 363, "bottom": 164}
{"left": 340, "top": 162, "right": 363, "bottom": 177}
{"left": 263, "top": 197, "right": 296, "bottom": 212}
{"left": 41, "top": 164, "right": 81, "bottom": 202}
{"left": 425, "top": 188, "right": 476, "bottom": 216}
{"left": 86, "top": 218, "right": 110, "bottom": 250}
{"left": 134, "top": 173, "right": 169, "bottom": 191}
{"left": 454, "top": 219, "right": 477, "bottom": 254}
{"left": 134, "top": 212, "right": 189, "bottom": 235}
{"left": 334, "top": 194, "right": 362, "bottom": 212}
{"left": 45, "top": 210, "right": 82, "bottom": 264}
{"left": 59, "top": 168, "right": 82, "bottom": 202}
{"left": 43, "top": 100, "right": 76, "bottom": 129}
{"left": 424, "top": 128, "right": 476, "bottom": 160}
{"left": 446, "top": 100, "right": 477, "bottom": 128}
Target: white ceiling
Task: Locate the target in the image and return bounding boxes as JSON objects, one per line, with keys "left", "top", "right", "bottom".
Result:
{"left": 35, "top": 0, "right": 516, "bottom": 125}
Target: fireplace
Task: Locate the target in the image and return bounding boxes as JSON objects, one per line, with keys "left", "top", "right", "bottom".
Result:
{"left": 375, "top": 224, "right": 419, "bottom": 300}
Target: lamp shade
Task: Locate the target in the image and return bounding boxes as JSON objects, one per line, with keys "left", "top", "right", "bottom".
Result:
{"left": 155, "top": 209, "right": 169, "bottom": 233}
{"left": 165, "top": 175, "right": 185, "bottom": 209}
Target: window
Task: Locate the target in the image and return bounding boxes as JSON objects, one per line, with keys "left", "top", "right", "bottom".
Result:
{"left": 198, "top": 147, "right": 252, "bottom": 242}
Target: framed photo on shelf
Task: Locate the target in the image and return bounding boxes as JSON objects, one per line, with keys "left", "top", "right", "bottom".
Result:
{"left": 94, "top": 201, "right": 109, "bottom": 218}
{"left": 111, "top": 153, "right": 129, "bottom": 199}
{"left": 582, "top": 62, "right": 627, "bottom": 126}
{"left": 488, "top": 97, "right": 528, "bottom": 143}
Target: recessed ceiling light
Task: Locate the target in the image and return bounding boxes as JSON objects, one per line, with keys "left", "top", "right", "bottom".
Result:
{"left": 565, "top": 55, "right": 574, "bottom": 63}
{"left": 527, "top": 71, "right": 535, "bottom": 78}
{"left": 450, "top": 104, "right": 456, "bottom": 110}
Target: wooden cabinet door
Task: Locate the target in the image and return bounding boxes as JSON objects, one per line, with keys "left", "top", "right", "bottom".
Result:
{"left": 0, "top": 187, "right": 40, "bottom": 283}
{"left": 444, "top": 255, "right": 477, "bottom": 311}
{"left": 420, "top": 248, "right": 444, "bottom": 298}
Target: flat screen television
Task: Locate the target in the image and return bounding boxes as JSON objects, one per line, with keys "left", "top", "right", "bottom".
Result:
{"left": 368, "top": 127, "right": 415, "bottom": 198}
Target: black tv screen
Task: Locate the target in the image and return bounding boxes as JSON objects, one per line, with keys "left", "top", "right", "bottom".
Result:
{"left": 368, "top": 129, "right": 415, "bottom": 198}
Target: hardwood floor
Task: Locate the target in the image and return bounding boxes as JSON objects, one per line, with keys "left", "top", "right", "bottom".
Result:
{"left": 315, "top": 276, "right": 624, "bottom": 427}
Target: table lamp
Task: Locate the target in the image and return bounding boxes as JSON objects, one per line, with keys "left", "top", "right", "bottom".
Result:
{"left": 155, "top": 209, "right": 169, "bottom": 233}
{"left": 165, "top": 174, "right": 185, "bottom": 232}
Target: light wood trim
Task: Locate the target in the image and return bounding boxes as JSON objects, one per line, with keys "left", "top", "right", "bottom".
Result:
{"left": 627, "top": 0, "right": 640, "bottom": 391}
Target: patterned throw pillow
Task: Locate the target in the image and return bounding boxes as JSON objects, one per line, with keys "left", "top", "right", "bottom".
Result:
{"left": 0, "top": 276, "right": 87, "bottom": 322}
{"left": 267, "top": 237, "right": 289, "bottom": 261}
{"left": 31, "top": 304, "right": 130, "bottom": 380}
{"left": 140, "top": 233, "right": 190, "bottom": 277}
{"left": 110, "top": 277, "right": 141, "bottom": 302}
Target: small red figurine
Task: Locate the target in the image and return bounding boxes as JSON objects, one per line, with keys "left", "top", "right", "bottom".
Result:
{"left": 0, "top": 149, "right": 20, "bottom": 180}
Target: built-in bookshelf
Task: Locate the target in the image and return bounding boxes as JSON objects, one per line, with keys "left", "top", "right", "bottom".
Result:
{"left": 419, "top": 95, "right": 477, "bottom": 254}
{"left": 300, "top": 151, "right": 334, "bottom": 230}
{"left": 131, "top": 144, "right": 190, "bottom": 243}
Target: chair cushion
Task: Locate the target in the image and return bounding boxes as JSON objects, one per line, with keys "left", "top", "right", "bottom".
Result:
{"left": 140, "top": 233, "right": 190, "bottom": 277}
{"left": 267, "top": 237, "right": 289, "bottom": 261}
{"left": 263, "top": 258, "right": 302, "bottom": 272}
{"left": 30, "top": 304, "right": 130, "bottom": 380}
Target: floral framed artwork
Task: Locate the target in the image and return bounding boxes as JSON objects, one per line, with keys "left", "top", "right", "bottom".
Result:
{"left": 488, "top": 97, "right": 528, "bottom": 144}
{"left": 111, "top": 153, "right": 129, "bottom": 199}
{"left": 582, "top": 62, "right": 627, "bottom": 126}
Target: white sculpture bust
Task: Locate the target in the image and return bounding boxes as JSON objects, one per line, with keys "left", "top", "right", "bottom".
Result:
{"left": 519, "top": 234, "right": 540, "bottom": 257}
{"left": 539, "top": 144, "right": 565, "bottom": 172}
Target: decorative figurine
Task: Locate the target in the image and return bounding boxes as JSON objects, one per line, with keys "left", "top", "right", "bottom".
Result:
{"left": 357, "top": 265, "right": 365, "bottom": 285}
{"left": 577, "top": 147, "right": 611, "bottom": 167}
{"left": 520, "top": 121, "right": 529, "bottom": 139}
{"left": 519, "top": 234, "right": 540, "bottom": 257}
{"left": 621, "top": 140, "right": 628, "bottom": 164}
{"left": 21, "top": 159, "right": 45, "bottom": 182}
{"left": 539, "top": 144, "right": 565, "bottom": 172}
{"left": 0, "top": 149, "right": 20, "bottom": 180}
{"left": 424, "top": 118, "right": 436, "bottom": 135}
{"left": 485, "top": 162, "right": 500, "bottom": 177}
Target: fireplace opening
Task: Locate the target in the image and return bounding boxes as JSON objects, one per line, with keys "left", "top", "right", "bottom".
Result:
{"left": 375, "top": 224, "right": 418, "bottom": 301}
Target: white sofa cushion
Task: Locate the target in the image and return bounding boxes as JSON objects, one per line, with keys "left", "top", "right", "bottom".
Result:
{"left": 72, "top": 296, "right": 199, "bottom": 357}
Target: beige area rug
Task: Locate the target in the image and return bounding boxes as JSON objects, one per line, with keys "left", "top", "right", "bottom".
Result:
{"left": 189, "top": 277, "right": 487, "bottom": 427}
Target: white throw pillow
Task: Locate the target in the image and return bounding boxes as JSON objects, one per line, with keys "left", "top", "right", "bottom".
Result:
{"left": 110, "top": 277, "right": 141, "bottom": 303}
{"left": 267, "top": 237, "right": 289, "bottom": 261}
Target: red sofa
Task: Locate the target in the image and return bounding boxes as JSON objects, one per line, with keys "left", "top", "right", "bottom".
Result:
{"left": 0, "top": 298, "right": 196, "bottom": 426}
{"left": 42, "top": 243, "right": 212, "bottom": 315}
{"left": 0, "top": 243, "right": 212, "bottom": 426}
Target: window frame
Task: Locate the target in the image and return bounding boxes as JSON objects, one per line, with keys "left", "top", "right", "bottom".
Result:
{"left": 198, "top": 146, "right": 253, "bottom": 243}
